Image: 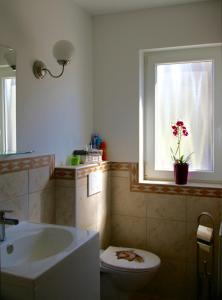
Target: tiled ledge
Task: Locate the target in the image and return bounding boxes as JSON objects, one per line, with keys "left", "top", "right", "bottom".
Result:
{"left": 54, "top": 161, "right": 111, "bottom": 180}
{"left": 0, "top": 154, "right": 55, "bottom": 175}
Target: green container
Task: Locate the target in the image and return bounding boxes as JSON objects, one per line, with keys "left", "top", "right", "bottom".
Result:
{"left": 70, "top": 155, "right": 80, "bottom": 166}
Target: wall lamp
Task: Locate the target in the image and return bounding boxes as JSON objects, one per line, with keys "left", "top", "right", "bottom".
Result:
{"left": 33, "top": 40, "right": 74, "bottom": 79}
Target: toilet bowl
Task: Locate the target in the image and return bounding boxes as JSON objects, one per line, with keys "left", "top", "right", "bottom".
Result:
{"left": 100, "top": 246, "right": 161, "bottom": 292}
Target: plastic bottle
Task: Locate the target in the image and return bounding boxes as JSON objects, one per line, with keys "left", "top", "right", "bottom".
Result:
{"left": 100, "top": 141, "right": 107, "bottom": 161}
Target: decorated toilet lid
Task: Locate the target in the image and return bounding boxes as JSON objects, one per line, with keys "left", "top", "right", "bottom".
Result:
{"left": 100, "top": 246, "right": 161, "bottom": 272}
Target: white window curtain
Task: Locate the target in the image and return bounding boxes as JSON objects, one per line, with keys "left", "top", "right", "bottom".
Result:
{"left": 155, "top": 61, "right": 213, "bottom": 171}
{"left": 3, "top": 77, "right": 16, "bottom": 153}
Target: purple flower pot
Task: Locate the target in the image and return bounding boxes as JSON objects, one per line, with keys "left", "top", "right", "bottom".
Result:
{"left": 174, "top": 163, "right": 188, "bottom": 185}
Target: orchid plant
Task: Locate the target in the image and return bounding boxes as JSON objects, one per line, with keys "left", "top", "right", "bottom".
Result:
{"left": 170, "top": 121, "right": 192, "bottom": 164}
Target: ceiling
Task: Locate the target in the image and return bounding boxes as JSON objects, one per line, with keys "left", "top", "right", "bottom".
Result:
{"left": 73, "top": 0, "right": 214, "bottom": 15}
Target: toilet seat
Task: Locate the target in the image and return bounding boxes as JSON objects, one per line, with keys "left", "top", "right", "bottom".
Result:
{"left": 100, "top": 246, "right": 160, "bottom": 273}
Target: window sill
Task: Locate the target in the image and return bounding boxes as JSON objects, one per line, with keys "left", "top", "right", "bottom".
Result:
{"left": 130, "top": 163, "right": 222, "bottom": 198}
{"left": 140, "top": 179, "right": 222, "bottom": 190}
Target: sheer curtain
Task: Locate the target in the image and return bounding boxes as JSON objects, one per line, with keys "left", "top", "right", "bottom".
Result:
{"left": 155, "top": 61, "right": 213, "bottom": 171}
{"left": 3, "top": 77, "right": 16, "bottom": 153}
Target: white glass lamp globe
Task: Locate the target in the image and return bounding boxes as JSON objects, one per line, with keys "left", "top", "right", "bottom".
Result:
{"left": 53, "top": 40, "right": 74, "bottom": 65}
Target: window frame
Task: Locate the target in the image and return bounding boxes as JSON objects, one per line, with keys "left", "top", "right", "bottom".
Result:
{"left": 139, "top": 43, "right": 222, "bottom": 185}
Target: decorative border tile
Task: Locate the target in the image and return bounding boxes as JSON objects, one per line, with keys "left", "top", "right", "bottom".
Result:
{"left": 54, "top": 162, "right": 111, "bottom": 180}
{"left": 76, "top": 162, "right": 110, "bottom": 179}
{"left": 53, "top": 168, "right": 76, "bottom": 180}
{"left": 0, "top": 155, "right": 55, "bottom": 176}
{"left": 129, "top": 163, "right": 222, "bottom": 198}
{"left": 109, "top": 162, "right": 222, "bottom": 198}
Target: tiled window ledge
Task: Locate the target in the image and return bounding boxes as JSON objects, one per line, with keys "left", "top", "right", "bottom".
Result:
{"left": 129, "top": 163, "right": 222, "bottom": 198}
{"left": 140, "top": 179, "right": 222, "bottom": 189}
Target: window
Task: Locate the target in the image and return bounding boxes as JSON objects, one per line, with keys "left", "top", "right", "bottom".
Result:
{"left": 139, "top": 44, "right": 222, "bottom": 183}
{"left": 0, "top": 76, "right": 16, "bottom": 153}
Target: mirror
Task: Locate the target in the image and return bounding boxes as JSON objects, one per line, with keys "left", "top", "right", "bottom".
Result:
{"left": 0, "top": 45, "right": 16, "bottom": 155}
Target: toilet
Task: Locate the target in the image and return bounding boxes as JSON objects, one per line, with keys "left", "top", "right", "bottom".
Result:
{"left": 100, "top": 246, "right": 161, "bottom": 292}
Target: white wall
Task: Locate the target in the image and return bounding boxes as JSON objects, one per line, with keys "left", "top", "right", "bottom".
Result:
{"left": 0, "top": 0, "right": 93, "bottom": 165}
{"left": 93, "top": 1, "right": 222, "bottom": 162}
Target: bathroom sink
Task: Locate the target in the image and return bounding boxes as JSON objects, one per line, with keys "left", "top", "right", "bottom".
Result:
{"left": 1, "top": 226, "right": 73, "bottom": 267}
{"left": 0, "top": 222, "right": 100, "bottom": 300}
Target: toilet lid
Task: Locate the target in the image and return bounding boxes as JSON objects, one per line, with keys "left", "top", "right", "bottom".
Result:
{"left": 100, "top": 246, "right": 160, "bottom": 272}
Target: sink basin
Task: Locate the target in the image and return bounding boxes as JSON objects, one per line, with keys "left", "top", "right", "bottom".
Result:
{"left": 1, "top": 226, "right": 73, "bottom": 267}
{"left": 1, "top": 222, "right": 100, "bottom": 300}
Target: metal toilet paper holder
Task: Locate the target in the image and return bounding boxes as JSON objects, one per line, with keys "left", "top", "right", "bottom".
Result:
{"left": 197, "top": 212, "right": 215, "bottom": 300}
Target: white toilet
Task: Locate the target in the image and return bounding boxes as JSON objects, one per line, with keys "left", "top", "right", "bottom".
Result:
{"left": 100, "top": 246, "right": 161, "bottom": 292}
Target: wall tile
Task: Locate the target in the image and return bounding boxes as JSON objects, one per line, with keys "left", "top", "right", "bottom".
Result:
{"left": 186, "top": 222, "right": 198, "bottom": 264}
{"left": 110, "top": 170, "right": 129, "bottom": 178}
{"left": 148, "top": 218, "right": 187, "bottom": 261}
{"left": 42, "top": 189, "right": 55, "bottom": 223}
{"left": 76, "top": 189, "right": 99, "bottom": 229}
{"left": 111, "top": 214, "right": 147, "bottom": 249}
{"left": 77, "top": 176, "right": 87, "bottom": 188}
{"left": 112, "top": 177, "right": 146, "bottom": 217}
{"left": 0, "top": 195, "right": 28, "bottom": 221}
{"left": 55, "top": 186, "right": 75, "bottom": 226}
{"left": 55, "top": 179, "right": 75, "bottom": 188}
{"left": 98, "top": 172, "right": 111, "bottom": 249}
{"left": 29, "top": 166, "right": 53, "bottom": 193}
{"left": 29, "top": 189, "right": 55, "bottom": 224}
{"left": 187, "top": 196, "right": 221, "bottom": 224}
{"left": 146, "top": 193, "right": 186, "bottom": 222}
{"left": 0, "top": 171, "right": 28, "bottom": 199}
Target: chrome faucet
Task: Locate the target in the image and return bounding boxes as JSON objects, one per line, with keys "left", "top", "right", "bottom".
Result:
{"left": 0, "top": 210, "right": 19, "bottom": 241}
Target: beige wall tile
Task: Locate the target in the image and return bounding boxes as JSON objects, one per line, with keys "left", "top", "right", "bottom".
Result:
{"left": 148, "top": 218, "right": 187, "bottom": 261}
{"left": 146, "top": 193, "right": 186, "bottom": 222}
{"left": 98, "top": 172, "right": 111, "bottom": 249}
{"left": 186, "top": 222, "right": 197, "bottom": 264}
{"left": 29, "top": 192, "right": 41, "bottom": 223}
{"left": 110, "top": 170, "right": 129, "bottom": 178}
{"left": 55, "top": 186, "right": 75, "bottom": 226}
{"left": 29, "top": 189, "right": 55, "bottom": 224}
{"left": 42, "top": 189, "right": 55, "bottom": 224}
{"left": 111, "top": 214, "right": 147, "bottom": 249}
{"left": 101, "top": 172, "right": 111, "bottom": 202}
{"left": 187, "top": 196, "right": 221, "bottom": 225}
{"left": 77, "top": 177, "right": 87, "bottom": 188}
{"left": 98, "top": 215, "right": 111, "bottom": 249}
{"left": 0, "top": 195, "right": 28, "bottom": 221}
{"left": 55, "top": 179, "right": 75, "bottom": 188}
{"left": 29, "top": 166, "right": 53, "bottom": 193}
{"left": 76, "top": 190, "right": 99, "bottom": 229}
{"left": 0, "top": 171, "right": 28, "bottom": 199}
{"left": 112, "top": 177, "right": 146, "bottom": 217}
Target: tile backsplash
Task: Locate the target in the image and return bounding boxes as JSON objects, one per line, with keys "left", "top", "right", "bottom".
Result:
{"left": 55, "top": 162, "right": 111, "bottom": 249}
{"left": 110, "top": 167, "right": 222, "bottom": 300}
{"left": 1, "top": 156, "right": 221, "bottom": 300}
{"left": 0, "top": 155, "right": 55, "bottom": 224}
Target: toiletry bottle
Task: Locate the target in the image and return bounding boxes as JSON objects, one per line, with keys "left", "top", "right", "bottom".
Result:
{"left": 100, "top": 141, "right": 107, "bottom": 161}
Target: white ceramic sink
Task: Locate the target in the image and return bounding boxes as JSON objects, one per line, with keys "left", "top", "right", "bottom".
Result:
{"left": 1, "top": 226, "right": 73, "bottom": 267}
{"left": 0, "top": 222, "right": 100, "bottom": 300}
